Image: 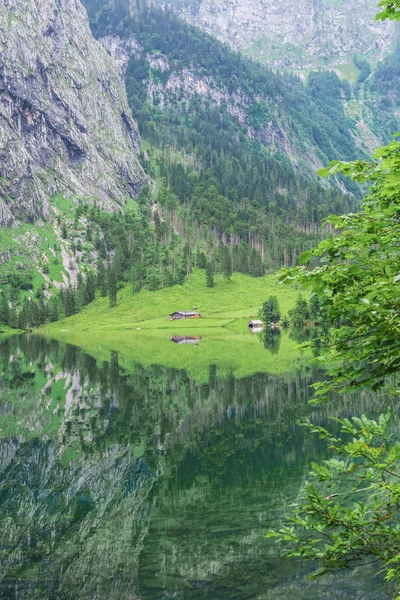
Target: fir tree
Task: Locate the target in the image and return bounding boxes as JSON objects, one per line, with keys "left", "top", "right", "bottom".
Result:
{"left": 261, "top": 296, "right": 281, "bottom": 325}
{"left": 196, "top": 249, "right": 207, "bottom": 269}
{"left": 0, "top": 293, "right": 10, "bottom": 326}
{"left": 108, "top": 265, "right": 117, "bottom": 307}
{"left": 63, "top": 287, "right": 77, "bottom": 317}
{"left": 205, "top": 260, "right": 214, "bottom": 288}
{"left": 83, "top": 273, "right": 96, "bottom": 305}
{"left": 249, "top": 249, "right": 264, "bottom": 277}
{"left": 48, "top": 296, "right": 59, "bottom": 322}
{"left": 309, "top": 293, "right": 327, "bottom": 324}
{"left": 288, "top": 294, "right": 310, "bottom": 327}
{"left": 237, "top": 242, "right": 250, "bottom": 273}
{"left": 97, "top": 260, "right": 108, "bottom": 297}
{"left": 129, "top": 266, "right": 140, "bottom": 294}
{"left": 221, "top": 246, "right": 232, "bottom": 280}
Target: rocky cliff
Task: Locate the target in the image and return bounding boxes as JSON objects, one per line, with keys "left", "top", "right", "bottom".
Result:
{"left": 161, "top": 0, "right": 396, "bottom": 70}
{"left": 0, "top": 0, "right": 146, "bottom": 226}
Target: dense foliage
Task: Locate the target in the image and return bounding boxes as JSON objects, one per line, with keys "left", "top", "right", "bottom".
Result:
{"left": 376, "top": 0, "right": 400, "bottom": 20}
{"left": 286, "top": 138, "right": 400, "bottom": 395}
{"left": 271, "top": 136, "right": 400, "bottom": 593}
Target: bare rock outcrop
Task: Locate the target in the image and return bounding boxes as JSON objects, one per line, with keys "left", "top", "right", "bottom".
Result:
{"left": 0, "top": 0, "right": 146, "bottom": 225}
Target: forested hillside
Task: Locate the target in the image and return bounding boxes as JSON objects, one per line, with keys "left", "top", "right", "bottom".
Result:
{"left": 84, "top": 1, "right": 360, "bottom": 254}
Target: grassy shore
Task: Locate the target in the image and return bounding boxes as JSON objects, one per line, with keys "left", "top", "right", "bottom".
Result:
{"left": 45, "top": 271, "right": 302, "bottom": 333}
{"left": 44, "top": 327, "right": 309, "bottom": 382}
{"left": 40, "top": 272, "right": 308, "bottom": 380}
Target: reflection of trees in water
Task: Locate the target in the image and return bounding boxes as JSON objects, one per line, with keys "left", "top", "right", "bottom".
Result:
{"left": 0, "top": 336, "right": 386, "bottom": 600}
{"left": 260, "top": 327, "right": 281, "bottom": 354}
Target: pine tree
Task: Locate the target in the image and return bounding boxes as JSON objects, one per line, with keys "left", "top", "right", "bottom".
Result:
{"left": 29, "top": 300, "right": 40, "bottom": 327}
{"left": 147, "top": 267, "right": 161, "bottom": 291}
{"left": 175, "top": 259, "right": 186, "bottom": 285}
{"left": 97, "top": 260, "right": 108, "bottom": 297}
{"left": 221, "top": 246, "right": 232, "bottom": 280}
{"left": 48, "top": 296, "right": 59, "bottom": 322}
{"left": 18, "top": 298, "right": 31, "bottom": 329}
{"left": 8, "top": 308, "right": 18, "bottom": 329}
{"left": 83, "top": 273, "right": 96, "bottom": 305}
{"left": 309, "top": 294, "right": 321, "bottom": 323}
{"left": 63, "top": 287, "right": 77, "bottom": 317}
{"left": 129, "top": 266, "right": 140, "bottom": 294}
{"left": 288, "top": 294, "right": 310, "bottom": 327}
{"left": 196, "top": 249, "right": 207, "bottom": 269}
{"left": 108, "top": 265, "right": 117, "bottom": 307}
{"left": 0, "top": 293, "right": 10, "bottom": 326}
{"left": 75, "top": 274, "right": 85, "bottom": 312}
{"left": 261, "top": 296, "right": 281, "bottom": 325}
{"left": 249, "top": 249, "right": 264, "bottom": 277}
{"left": 237, "top": 242, "right": 250, "bottom": 273}
{"left": 205, "top": 261, "right": 214, "bottom": 288}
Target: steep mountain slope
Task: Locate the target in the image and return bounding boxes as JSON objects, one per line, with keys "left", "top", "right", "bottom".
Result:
{"left": 159, "top": 0, "right": 400, "bottom": 154}
{"left": 161, "top": 0, "right": 396, "bottom": 71}
{"left": 85, "top": 1, "right": 362, "bottom": 171}
{"left": 0, "top": 0, "right": 146, "bottom": 226}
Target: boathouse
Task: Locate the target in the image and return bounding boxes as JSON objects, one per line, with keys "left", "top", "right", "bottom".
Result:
{"left": 169, "top": 311, "right": 201, "bottom": 320}
{"left": 248, "top": 320, "right": 263, "bottom": 328}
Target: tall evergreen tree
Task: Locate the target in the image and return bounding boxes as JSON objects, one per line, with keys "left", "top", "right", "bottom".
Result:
{"left": 249, "top": 249, "right": 264, "bottom": 277}
{"left": 97, "top": 259, "right": 108, "bottom": 297}
{"left": 0, "top": 293, "right": 10, "bottom": 326}
{"left": 48, "top": 296, "right": 59, "bottom": 322}
{"left": 63, "top": 287, "right": 77, "bottom": 317}
{"left": 83, "top": 273, "right": 96, "bottom": 305}
{"left": 288, "top": 294, "right": 310, "bottom": 327}
{"left": 205, "top": 260, "right": 214, "bottom": 288}
{"left": 261, "top": 296, "right": 281, "bottom": 325}
{"left": 108, "top": 265, "right": 117, "bottom": 307}
{"left": 221, "top": 246, "right": 232, "bottom": 280}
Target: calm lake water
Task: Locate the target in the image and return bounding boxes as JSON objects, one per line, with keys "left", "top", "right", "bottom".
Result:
{"left": 0, "top": 334, "right": 389, "bottom": 599}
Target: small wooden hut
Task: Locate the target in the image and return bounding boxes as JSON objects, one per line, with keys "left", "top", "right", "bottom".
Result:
{"left": 248, "top": 320, "right": 263, "bottom": 329}
{"left": 169, "top": 311, "right": 201, "bottom": 321}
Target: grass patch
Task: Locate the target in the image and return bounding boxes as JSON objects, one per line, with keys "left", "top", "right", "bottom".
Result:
{"left": 41, "top": 271, "right": 308, "bottom": 381}
{"left": 44, "top": 270, "right": 302, "bottom": 332}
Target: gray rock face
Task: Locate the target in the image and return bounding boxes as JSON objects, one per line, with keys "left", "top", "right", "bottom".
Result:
{"left": 0, "top": 0, "right": 146, "bottom": 225}
{"left": 162, "top": 0, "right": 395, "bottom": 69}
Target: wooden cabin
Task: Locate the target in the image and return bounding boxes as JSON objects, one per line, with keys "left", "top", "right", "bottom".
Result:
{"left": 169, "top": 311, "right": 201, "bottom": 321}
{"left": 248, "top": 320, "right": 263, "bottom": 328}
{"left": 170, "top": 335, "right": 202, "bottom": 344}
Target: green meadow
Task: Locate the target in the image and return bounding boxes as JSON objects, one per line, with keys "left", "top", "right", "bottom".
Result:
{"left": 42, "top": 271, "right": 309, "bottom": 381}
{"left": 45, "top": 270, "right": 302, "bottom": 332}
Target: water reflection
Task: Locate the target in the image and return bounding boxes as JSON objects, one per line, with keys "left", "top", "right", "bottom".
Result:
{"left": 0, "top": 335, "right": 388, "bottom": 599}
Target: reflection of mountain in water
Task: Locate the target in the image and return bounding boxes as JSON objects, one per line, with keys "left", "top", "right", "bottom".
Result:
{"left": 0, "top": 335, "right": 388, "bottom": 600}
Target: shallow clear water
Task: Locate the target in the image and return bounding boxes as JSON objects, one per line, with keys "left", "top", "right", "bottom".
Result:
{"left": 0, "top": 334, "right": 389, "bottom": 599}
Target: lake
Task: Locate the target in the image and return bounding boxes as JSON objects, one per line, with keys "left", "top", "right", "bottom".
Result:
{"left": 0, "top": 333, "right": 389, "bottom": 599}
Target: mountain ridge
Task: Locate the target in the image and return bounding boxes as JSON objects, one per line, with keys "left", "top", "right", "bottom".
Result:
{"left": 159, "top": 0, "right": 396, "bottom": 71}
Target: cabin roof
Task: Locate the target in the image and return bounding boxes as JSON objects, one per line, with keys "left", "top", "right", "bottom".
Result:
{"left": 170, "top": 311, "right": 200, "bottom": 316}
{"left": 248, "top": 320, "right": 263, "bottom": 326}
